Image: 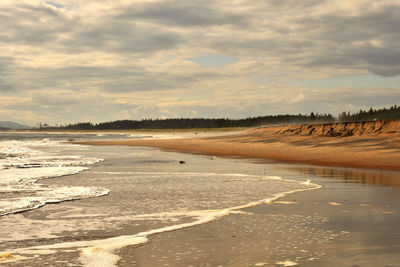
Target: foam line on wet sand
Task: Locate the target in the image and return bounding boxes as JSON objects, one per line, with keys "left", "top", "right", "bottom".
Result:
{"left": 5, "top": 178, "right": 321, "bottom": 267}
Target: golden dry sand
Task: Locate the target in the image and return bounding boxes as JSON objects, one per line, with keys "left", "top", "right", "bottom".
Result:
{"left": 75, "top": 119, "right": 400, "bottom": 171}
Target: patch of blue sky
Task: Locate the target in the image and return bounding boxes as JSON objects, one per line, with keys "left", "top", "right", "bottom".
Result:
{"left": 45, "top": 1, "right": 63, "bottom": 9}
{"left": 251, "top": 77, "right": 269, "bottom": 84}
{"left": 288, "top": 74, "right": 400, "bottom": 89}
{"left": 189, "top": 54, "right": 237, "bottom": 68}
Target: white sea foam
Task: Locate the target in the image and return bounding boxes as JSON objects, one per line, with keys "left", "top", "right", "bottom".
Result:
{"left": 276, "top": 260, "right": 298, "bottom": 266}
{"left": 0, "top": 166, "right": 88, "bottom": 185}
{"left": 5, "top": 174, "right": 321, "bottom": 267}
{"left": 0, "top": 139, "right": 107, "bottom": 216}
{"left": 0, "top": 186, "right": 110, "bottom": 216}
{"left": 127, "top": 134, "right": 184, "bottom": 139}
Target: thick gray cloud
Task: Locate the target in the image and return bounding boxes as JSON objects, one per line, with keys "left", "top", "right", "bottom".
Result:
{"left": 0, "top": 4, "right": 63, "bottom": 45}
{"left": 0, "top": 75, "right": 13, "bottom": 92}
{"left": 0, "top": 57, "right": 16, "bottom": 92}
{"left": 61, "top": 21, "right": 182, "bottom": 54}
{"left": 293, "top": 4, "right": 400, "bottom": 76}
{"left": 116, "top": 0, "right": 249, "bottom": 27}
{"left": 0, "top": 2, "right": 182, "bottom": 54}
{"left": 2, "top": 63, "right": 224, "bottom": 94}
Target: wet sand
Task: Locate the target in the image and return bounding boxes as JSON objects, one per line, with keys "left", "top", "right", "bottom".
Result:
{"left": 118, "top": 165, "right": 400, "bottom": 267}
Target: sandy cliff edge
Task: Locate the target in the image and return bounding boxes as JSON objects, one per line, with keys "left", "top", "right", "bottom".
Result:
{"left": 266, "top": 119, "right": 400, "bottom": 137}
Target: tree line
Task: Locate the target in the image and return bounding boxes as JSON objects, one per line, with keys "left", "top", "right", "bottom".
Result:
{"left": 338, "top": 105, "right": 400, "bottom": 122}
{"left": 48, "top": 105, "right": 400, "bottom": 130}
{"left": 60, "top": 113, "right": 334, "bottom": 130}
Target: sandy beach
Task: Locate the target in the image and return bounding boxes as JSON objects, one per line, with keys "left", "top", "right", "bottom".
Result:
{"left": 76, "top": 119, "right": 400, "bottom": 171}
{"left": 2, "top": 129, "right": 400, "bottom": 266}
{"left": 68, "top": 120, "right": 400, "bottom": 266}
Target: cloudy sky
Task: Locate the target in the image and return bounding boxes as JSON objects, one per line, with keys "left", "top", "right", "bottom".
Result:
{"left": 1, "top": 0, "right": 400, "bottom": 125}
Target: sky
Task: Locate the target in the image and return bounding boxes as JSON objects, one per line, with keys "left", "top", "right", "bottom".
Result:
{"left": 1, "top": 0, "right": 400, "bottom": 126}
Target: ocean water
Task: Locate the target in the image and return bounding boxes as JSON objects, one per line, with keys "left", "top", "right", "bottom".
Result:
{"left": 0, "top": 137, "right": 107, "bottom": 214}
{"left": 0, "top": 132, "right": 319, "bottom": 266}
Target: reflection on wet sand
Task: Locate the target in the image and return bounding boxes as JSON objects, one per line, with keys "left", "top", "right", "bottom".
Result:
{"left": 282, "top": 165, "right": 400, "bottom": 187}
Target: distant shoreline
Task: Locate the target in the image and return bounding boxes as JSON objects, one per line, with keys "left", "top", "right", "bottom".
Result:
{"left": 0, "top": 127, "right": 248, "bottom": 134}
{"left": 74, "top": 119, "right": 400, "bottom": 171}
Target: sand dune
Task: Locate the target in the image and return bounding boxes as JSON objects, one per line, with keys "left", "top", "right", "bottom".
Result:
{"left": 76, "top": 119, "right": 400, "bottom": 171}
{"left": 271, "top": 119, "right": 400, "bottom": 137}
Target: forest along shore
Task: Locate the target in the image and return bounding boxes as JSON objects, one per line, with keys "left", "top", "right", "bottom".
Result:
{"left": 75, "top": 119, "right": 400, "bottom": 171}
